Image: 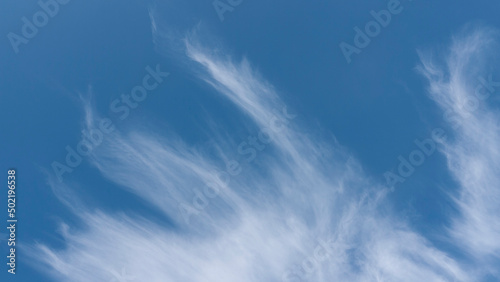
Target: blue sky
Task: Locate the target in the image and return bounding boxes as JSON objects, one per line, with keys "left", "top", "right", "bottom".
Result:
{"left": 1, "top": 0, "right": 500, "bottom": 281}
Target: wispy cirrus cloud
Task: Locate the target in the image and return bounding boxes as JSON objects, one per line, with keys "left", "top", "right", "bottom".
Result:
{"left": 29, "top": 15, "right": 500, "bottom": 282}
{"left": 418, "top": 25, "right": 500, "bottom": 275}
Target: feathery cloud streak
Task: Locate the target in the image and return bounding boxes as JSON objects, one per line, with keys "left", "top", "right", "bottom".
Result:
{"left": 418, "top": 26, "right": 500, "bottom": 275}
{"left": 30, "top": 19, "right": 500, "bottom": 282}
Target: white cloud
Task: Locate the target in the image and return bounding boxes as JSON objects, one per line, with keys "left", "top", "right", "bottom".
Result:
{"left": 30, "top": 20, "right": 500, "bottom": 282}
{"left": 418, "top": 25, "right": 500, "bottom": 274}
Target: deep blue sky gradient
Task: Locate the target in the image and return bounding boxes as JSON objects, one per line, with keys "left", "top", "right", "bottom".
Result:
{"left": 1, "top": 0, "right": 500, "bottom": 280}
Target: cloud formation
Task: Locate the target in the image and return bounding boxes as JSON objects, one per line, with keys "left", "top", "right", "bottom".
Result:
{"left": 31, "top": 19, "right": 500, "bottom": 282}
{"left": 418, "top": 25, "right": 500, "bottom": 276}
